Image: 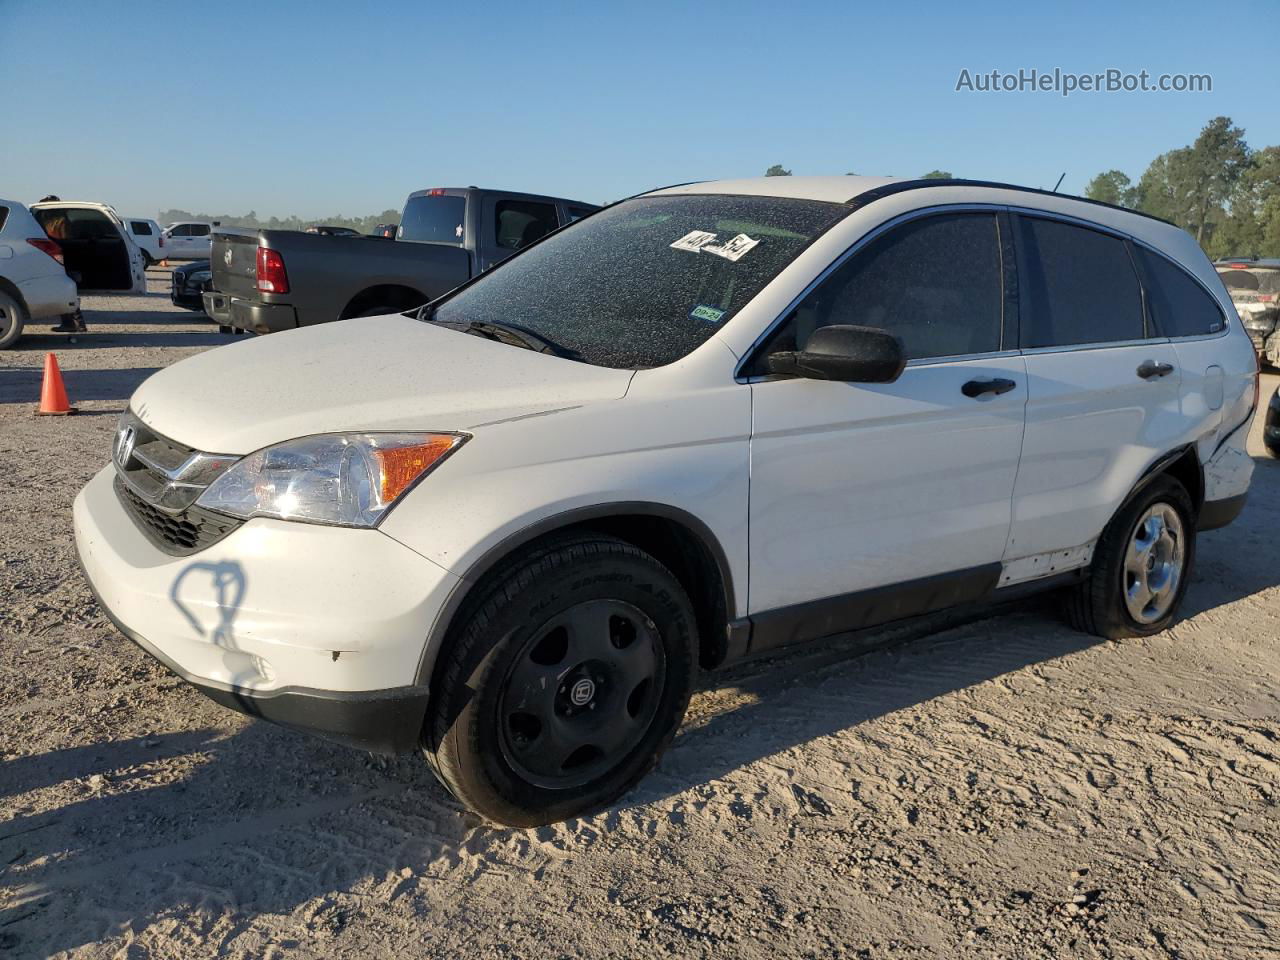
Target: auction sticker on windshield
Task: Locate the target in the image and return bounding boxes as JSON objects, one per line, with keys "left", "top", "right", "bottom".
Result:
{"left": 669, "top": 230, "right": 761, "bottom": 261}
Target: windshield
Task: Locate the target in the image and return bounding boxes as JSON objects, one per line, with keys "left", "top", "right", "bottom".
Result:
{"left": 428, "top": 194, "right": 848, "bottom": 368}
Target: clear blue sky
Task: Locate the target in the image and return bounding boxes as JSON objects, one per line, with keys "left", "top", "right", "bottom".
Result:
{"left": 2, "top": 0, "right": 1276, "bottom": 219}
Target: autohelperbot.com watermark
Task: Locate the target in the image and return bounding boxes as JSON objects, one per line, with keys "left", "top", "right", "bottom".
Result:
{"left": 955, "top": 68, "right": 1212, "bottom": 97}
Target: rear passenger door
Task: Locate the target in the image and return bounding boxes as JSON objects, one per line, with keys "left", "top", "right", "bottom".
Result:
{"left": 478, "top": 197, "right": 559, "bottom": 272}
{"left": 747, "top": 209, "right": 1027, "bottom": 646}
{"left": 1006, "top": 213, "right": 1182, "bottom": 562}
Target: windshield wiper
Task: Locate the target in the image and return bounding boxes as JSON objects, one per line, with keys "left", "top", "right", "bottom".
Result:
{"left": 418, "top": 308, "right": 576, "bottom": 359}
{"left": 462, "top": 320, "right": 570, "bottom": 357}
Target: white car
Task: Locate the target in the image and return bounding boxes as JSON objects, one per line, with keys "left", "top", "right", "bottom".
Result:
{"left": 161, "top": 221, "right": 213, "bottom": 260}
{"left": 30, "top": 200, "right": 147, "bottom": 295}
{"left": 75, "top": 176, "right": 1257, "bottom": 826}
{"left": 0, "top": 199, "right": 80, "bottom": 348}
{"left": 124, "top": 217, "right": 165, "bottom": 266}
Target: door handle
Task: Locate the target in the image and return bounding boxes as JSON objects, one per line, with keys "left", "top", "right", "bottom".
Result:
{"left": 1136, "top": 360, "right": 1175, "bottom": 380}
{"left": 961, "top": 377, "right": 1017, "bottom": 398}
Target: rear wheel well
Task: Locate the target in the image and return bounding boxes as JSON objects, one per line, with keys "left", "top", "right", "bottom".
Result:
{"left": 339, "top": 284, "right": 428, "bottom": 320}
{"left": 0, "top": 278, "right": 29, "bottom": 317}
{"left": 1160, "top": 446, "right": 1204, "bottom": 517}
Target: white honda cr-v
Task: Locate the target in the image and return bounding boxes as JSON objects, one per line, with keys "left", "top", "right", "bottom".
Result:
{"left": 75, "top": 176, "right": 1257, "bottom": 826}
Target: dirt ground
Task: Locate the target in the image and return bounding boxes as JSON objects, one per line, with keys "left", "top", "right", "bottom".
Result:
{"left": 1, "top": 272, "right": 1278, "bottom": 959}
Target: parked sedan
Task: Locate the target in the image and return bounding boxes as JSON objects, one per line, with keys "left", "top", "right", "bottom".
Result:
{"left": 304, "top": 225, "right": 361, "bottom": 237}
{"left": 170, "top": 259, "right": 212, "bottom": 313}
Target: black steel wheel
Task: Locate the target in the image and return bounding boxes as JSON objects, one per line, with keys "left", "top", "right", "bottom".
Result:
{"left": 499, "top": 599, "right": 666, "bottom": 789}
{"left": 425, "top": 534, "right": 697, "bottom": 827}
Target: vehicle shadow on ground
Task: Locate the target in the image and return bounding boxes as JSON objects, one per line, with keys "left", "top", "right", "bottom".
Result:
{"left": 0, "top": 367, "right": 161, "bottom": 404}
{"left": 12, "top": 330, "right": 235, "bottom": 350}
{"left": 0, "top": 721, "right": 469, "bottom": 957}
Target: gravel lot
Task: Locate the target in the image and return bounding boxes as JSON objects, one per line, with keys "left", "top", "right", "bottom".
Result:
{"left": 2, "top": 273, "right": 1279, "bottom": 959}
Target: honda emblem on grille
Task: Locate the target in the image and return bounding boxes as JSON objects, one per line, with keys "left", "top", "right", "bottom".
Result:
{"left": 223, "top": 248, "right": 233, "bottom": 267}
{"left": 115, "top": 425, "right": 136, "bottom": 468}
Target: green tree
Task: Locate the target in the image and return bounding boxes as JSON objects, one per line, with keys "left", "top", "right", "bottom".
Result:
{"left": 920, "top": 170, "right": 953, "bottom": 179}
{"left": 1084, "top": 170, "right": 1137, "bottom": 208}
{"left": 1136, "top": 116, "right": 1249, "bottom": 246}
{"left": 764, "top": 164, "right": 792, "bottom": 177}
{"left": 1212, "top": 145, "right": 1280, "bottom": 258}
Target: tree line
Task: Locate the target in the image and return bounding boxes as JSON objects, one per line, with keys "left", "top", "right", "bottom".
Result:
{"left": 1084, "top": 116, "right": 1277, "bottom": 257}
{"left": 155, "top": 208, "right": 401, "bottom": 235}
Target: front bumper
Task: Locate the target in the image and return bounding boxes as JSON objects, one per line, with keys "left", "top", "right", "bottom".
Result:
{"left": 74, "top": 465, "right": 461, "bottom": 753}
{"left": 203, "top": 290, "right": 297, "bottom": 334}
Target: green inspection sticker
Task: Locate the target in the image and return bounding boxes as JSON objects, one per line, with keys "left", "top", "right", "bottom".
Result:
{"left": 690, "top": 304, "right": 726, "bottom": 324}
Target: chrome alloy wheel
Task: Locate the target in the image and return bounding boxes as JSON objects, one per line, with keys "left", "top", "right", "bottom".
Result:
{"left": 1122, "top": 502, "right": 1186, "bottom": 624}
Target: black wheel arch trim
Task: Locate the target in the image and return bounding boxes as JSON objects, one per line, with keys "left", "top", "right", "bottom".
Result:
{"left": 1129, "top": 443, "right": 1203, "bottom": 512}
{"left": 414, "top": 501, "right": 739, "bottom": 687}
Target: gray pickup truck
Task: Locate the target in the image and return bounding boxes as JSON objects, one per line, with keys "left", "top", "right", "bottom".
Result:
{"left": 204, "top": 186, "right": 598, "bottom": 334}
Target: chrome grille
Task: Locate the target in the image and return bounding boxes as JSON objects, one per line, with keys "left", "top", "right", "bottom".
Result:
{"left": 113, "top": 412, "right": 242, "bottom": 555}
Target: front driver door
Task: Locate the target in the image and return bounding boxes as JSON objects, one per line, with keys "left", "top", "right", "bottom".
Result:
{"left": 746, "top": 209, "right": 1027, "bottom": 651}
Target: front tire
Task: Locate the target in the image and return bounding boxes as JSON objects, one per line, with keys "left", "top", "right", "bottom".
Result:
{"left": 1065, "top": 475, "right": 1195, "bottom": 639}
{"left": 425, "top": 534, "right": 697, "bottom": 827}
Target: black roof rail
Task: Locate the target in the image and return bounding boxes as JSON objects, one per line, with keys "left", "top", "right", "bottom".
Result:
{"left": 846, "top": 178, "right": 1178, "bottom": 228}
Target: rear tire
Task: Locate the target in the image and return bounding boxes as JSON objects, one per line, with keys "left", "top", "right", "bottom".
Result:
{"left": 424, "top": 534, "right": 697, "bottom": 827}
{"left": 0, "top": 292, "right": 27, "bottom": 349}
{"left": 1064, "top": 475, "right": 1195, "bottom": 639}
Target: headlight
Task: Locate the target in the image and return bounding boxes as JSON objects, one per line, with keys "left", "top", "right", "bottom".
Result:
{"left": 196, "top": 432, "right": 466, "bottom": 527}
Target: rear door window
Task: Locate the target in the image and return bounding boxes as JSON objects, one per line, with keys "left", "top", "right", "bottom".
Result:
{"left": 1015, "top": 215, "right": 1144, "bottom": 347}
{"left": 0, "top": 206, "right": 8, "bottom": 231}
{"left": 495, "top": 200, "right": 559, "bottom": 250}
{"left": 130, "top": 220, "right": 153, "bottom": 235}
{"left": 566, "top": 205, "right": 596, "bottom": 222}
{"left": 190, "top": 224, "right": 210, "bottom": 237}
{"left": 399, "top": 195, "right": 466, "bottom": 244}
{"left": 1136, "top": 248, "right": 1225, "bottom": 337}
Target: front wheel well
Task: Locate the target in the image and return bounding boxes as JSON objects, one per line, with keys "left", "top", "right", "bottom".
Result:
{"left": 339, "top": 284, "right": 428, "bottom": 320}
{"left": 433, "top": 512, "right": 735, "bottom": 683}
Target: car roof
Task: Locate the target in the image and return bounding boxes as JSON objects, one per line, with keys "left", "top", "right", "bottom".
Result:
{"left": 649, "top": 175, "right": 1175, "bottom": 223}
{"left": 649, "top": 175, "right": 900, "bottom": 204}
{"left": 30, "top": 200, "right": 115, "bottom": 210}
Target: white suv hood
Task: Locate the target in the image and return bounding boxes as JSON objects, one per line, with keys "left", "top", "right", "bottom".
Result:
{"left": 130, "top": 314, "right": 634, "bottom": 453}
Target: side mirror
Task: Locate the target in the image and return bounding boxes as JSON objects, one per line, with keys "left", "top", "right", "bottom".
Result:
{"left": 767, "top": 324, "right": 906, "bottom": 383}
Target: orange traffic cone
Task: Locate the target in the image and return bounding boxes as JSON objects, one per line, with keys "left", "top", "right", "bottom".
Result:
{"left": 35, "top": 352, "right": 76, "bottom": 416}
